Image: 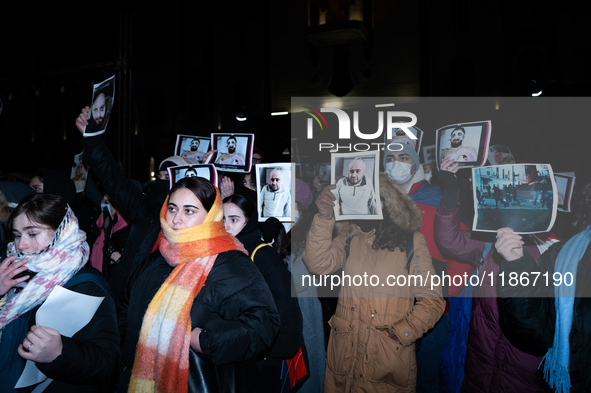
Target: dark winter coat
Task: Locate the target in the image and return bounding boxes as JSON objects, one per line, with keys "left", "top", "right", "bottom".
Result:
{"left": 236, "top": 217, "right": 303, "bottom": 362}
{"left": 303, "top": 172, "right": 445, "bottom": 392}
{"left": 499, "top": 241, "right": 591, "bottom": 392}
{"left": 0, "top": 264, "right": 120, "bottom": 393}
{"left": 434, "top": 204, "right": 550, "bottom": 393}
{"left": 117, "top": 249, "right": 281, "bottom": 392}
{"left": 81, "top": 135, "right": 166, "bottom": 307}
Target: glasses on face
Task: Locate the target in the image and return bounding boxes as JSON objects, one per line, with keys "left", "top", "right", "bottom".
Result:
{"left": 253, "top": 158, "right": 262, "bottom": 164}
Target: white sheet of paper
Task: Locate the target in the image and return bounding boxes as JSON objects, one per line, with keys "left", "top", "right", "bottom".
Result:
{"left": 15, "top": 285, "right": 104, "bottom": 389}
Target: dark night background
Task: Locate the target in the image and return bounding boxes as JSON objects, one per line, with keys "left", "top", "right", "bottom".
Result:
{"left": 1, "top": 1, "right": 590, "bottom": 183}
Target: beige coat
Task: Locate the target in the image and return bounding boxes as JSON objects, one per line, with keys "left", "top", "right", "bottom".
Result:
{"left": 303, "top": 173, "right": 445, "bottom": 392}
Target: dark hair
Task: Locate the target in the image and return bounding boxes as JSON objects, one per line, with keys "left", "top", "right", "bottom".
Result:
{"left": 292, "top": 201, "right": 315, "bottom": 257}
{"left": 574, "top": 178, "right": 591, "bottom": 232}
{"left": 8, "top": 193, "right": 68, "bottom": 233}
{"left": 222, "top": 194, "right": 256, "bottom": 219}
{"left": 169, "top": 177, "right": 217, "bottom": 212}
{"left": 372, "top": 205, "right": 412, "bottom": 252}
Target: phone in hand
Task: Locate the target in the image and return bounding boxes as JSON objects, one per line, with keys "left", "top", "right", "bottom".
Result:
{"left": 13, "top": 270, "right": 37, "bottom": 282}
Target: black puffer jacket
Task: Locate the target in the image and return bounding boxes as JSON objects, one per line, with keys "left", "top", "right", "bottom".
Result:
{"left": 236, "top": 214, "right": 303, "bottom": 362}
{"left": 0, "top": 264, "right": 120, "bottom": 393}
{"left": 118, "top": 249, "right": 281, "bottom": 392}
{"left": 499, "top": 240, "right": 591, "bottom": 392}
{"left": 81, "top": 135, "right": 167, "bottom": 307}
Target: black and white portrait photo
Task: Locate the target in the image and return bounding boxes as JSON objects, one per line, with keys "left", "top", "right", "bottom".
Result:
{"left": 331, "top": 150, "right": 382, "bottom": 221}
{"left": 212, "top": 133, "right": 254, "bottom": 173}
{"left": 256, "top": 163, "right": 293, "bottom": 222}
{"left": 84, "top": 75, "right": 115, "bottom": 137}
{"left": 175, "top": 135, "right": 212, "bottom": 163}
{"left": 167, "top": 164, "right": 218, "bottom": 189}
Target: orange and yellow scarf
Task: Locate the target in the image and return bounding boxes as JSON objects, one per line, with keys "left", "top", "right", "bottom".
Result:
{"left": 129, "top": 188, "right": 245, "bottom": 393}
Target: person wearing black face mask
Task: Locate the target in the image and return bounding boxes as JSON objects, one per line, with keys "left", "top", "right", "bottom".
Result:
{"left": 74, "top": 107, "right": 193, "bottom": 310}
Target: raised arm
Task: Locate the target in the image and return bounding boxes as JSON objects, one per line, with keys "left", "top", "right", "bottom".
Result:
{"left": 76, "top": 107, "right": 154, "bottom": 222}
{"left": 302, "top": 185, "right": 347, "bottom": 275}
{"left": 433, "top": 158, "right": 485, "bottom": 265}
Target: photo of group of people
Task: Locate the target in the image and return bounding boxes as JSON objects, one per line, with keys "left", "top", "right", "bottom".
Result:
{"left": 436, "top": 120, "right": 491, "bottom": 169}
{"left": 83, "top": 75, "right": 115, "bottom": 137}
{"left": 472, "top": 164, "right": 557, "bottom": 233}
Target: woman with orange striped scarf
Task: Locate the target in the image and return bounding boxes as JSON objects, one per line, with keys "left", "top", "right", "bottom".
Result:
{"left": 118, "top": 177, "right": 280, "bottom": 393}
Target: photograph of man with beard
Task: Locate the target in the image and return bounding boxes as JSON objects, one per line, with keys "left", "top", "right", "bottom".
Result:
{"left": 216, "top": 135, "right": 245, "bottom": 165}
{"left": 84, "top": 76, "right": 115, "bottom": 136}
{"left": 334, "top": 157, "right": 376, "bottom": 216}
{"left": 440, "top": 126, "right": 477, "bottom": 162}
{"left": 181, "top": 138, "right": 205, "bottom": 161}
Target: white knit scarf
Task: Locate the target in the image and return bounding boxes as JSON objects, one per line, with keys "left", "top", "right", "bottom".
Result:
{"left": 0, "top": 207, "right": 89, "bottom": 330}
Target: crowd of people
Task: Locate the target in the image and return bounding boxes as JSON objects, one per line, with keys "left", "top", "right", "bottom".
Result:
{"left": 0, "top": 100, "right": 590, "bottom": 393}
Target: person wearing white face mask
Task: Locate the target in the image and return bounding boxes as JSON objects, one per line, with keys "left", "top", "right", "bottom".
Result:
{"left": 383, "top": 142, "right": 474, "bottom": 393}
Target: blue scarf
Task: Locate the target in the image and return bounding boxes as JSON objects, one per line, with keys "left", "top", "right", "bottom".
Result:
{"left": 543, "top": 225, "right": 591, "bottom": 393}
{"left": 409, "top": 180, "right": 442, "bottom": 207}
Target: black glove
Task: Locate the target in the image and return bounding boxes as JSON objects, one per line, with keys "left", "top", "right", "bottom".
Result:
{"left": 439, "top": 170, "right": 460, "bottom": 209}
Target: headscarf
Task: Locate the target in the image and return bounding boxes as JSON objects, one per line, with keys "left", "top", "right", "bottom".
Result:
{"left": 129, "top": 186, "right": 245, "bottom": 393}
{"left": 0, "top": 207, "right": 88, "bottom": 329}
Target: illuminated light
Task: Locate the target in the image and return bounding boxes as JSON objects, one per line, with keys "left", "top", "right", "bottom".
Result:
{"left": 282, "top": 148, "right": 290, "bottom": 155}
{"left": 236, "top": 116, "right": 247, "bottom": 121}
{"left": 375, "top": 103, "right": 395, "bottom": 108}
{"left": 271, "top": 111, "right": 289, "bottom": 116}
{"left": 324, "top": 100, "right": 343, "bottom": 108}
{"left": 134, "top": 126, "right": 138, "bottom": 136}
{"left": 495, "top": 100, "right": 500, "bottom": 110}
{"left": 532, "top": 91, "right": 542, "bottom": 97}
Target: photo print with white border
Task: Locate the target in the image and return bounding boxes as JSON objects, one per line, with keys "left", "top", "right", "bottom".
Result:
{"left": 317, "top": 163, "right": 331, "bottom": 186}
{"left": 331, "top": 150, "right": 383, "bottom": 221}
{"left": 385, "top": 121, "right": 424, "bottom": 154}
{"left": 472, "top": 163, "right": 557, "bottom": 234}
{"left": 212, "top": 133, "right": 254, "bottom": 173}
{"left": 488, "top": 144, "right": 516, "bottom": 166}
{"left": 167, "top": 164, "right": 218, "bottom": 190}
{"left": 256, "top": 163, "right": 294, "bottom": 222}
{"left": 175, "top": 135, "right": 212, "bottom": 164}
{"left": 84, "top": 75, "right": 115, "bottom": 137}
{"left": 436, "top": 120, "right": 491, "bottom": 169}
{"left": 555, "top": 172, "right": 576, "bottom": 212}
{"left": 422, "top": 144, "right": 436, "bottom": 165}
{"left": 70, "top": 151, "right": 88, "bottom": 193}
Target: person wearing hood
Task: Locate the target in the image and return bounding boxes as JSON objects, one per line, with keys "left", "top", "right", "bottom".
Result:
{"left": 303, "top": 171, "right": 445, "bottom": 392}
{"left": 74, "top": 106, "right": 195, "bottom": 308}
{"left": 223, "top": 193, "right": 304, "bottom": 391}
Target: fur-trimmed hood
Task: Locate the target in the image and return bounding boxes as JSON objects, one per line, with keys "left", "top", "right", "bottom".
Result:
{"left": 335, "top": 171, "right": 423, "bottom": 239}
